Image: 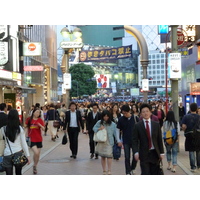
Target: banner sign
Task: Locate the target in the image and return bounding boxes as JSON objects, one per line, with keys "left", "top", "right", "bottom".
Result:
{"left": 24, "top": 66, "right": 44, "bottom": 71}
{"left": 168, "top": 53, "right": 182, "bottom": 79}
{"left": 79, "top": 45, "right": 132, "bottom": 62}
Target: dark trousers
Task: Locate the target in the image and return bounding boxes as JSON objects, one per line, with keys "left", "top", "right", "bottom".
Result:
{"left": 124, "top": 143, "right": 137, "bottom": 174}
{"left": 140, "top": 149, "right": 160, "bottom": 175}
{"left": 6, "top": 167, "right": 22, "bottom": 175}
{"left": 88, "top": 130, "right": 96, "bottom": 154}
{"left": 68, "top": 127, "right": 79, "bottom": 156}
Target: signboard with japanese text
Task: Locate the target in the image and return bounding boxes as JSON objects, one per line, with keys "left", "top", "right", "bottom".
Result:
{"left": 158, "top": 25, "right": 169, "bottom": 34}
{"left": 79, "top": 45, "right": 132, "bottom": 62}
{"left": 168, "top": 53, "right": 182, "bottom": 79}
{"left": 182, "top": 25, "right": 196, "bottom": 42}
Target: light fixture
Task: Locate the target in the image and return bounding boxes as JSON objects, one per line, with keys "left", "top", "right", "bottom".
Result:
{"left": 60, "top": 27, "right": 70, "bottom": 38}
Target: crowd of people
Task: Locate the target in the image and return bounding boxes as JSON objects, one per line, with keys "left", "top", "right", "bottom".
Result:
{"left": 1, "top": 99, "right": 200, "bottom": 175}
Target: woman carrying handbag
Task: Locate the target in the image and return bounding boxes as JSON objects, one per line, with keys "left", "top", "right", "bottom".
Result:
{"left": 93, "top": 110, "right": 122, "bottom": 175}
{"left": 0, "top": 109, "right": 30, "bottom": 175}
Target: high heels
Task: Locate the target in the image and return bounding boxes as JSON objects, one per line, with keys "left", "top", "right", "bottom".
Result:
{"left": 33, "top": 166, "right": 37, "bottom": 175}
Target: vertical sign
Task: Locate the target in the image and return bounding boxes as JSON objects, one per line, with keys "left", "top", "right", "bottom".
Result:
{"left": 168, "top": 53, "right": 182, "bottom": 79}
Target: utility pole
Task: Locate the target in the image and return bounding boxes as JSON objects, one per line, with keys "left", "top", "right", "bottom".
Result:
{"left": 170, "top": 25, "right": 179, "bottom": 121}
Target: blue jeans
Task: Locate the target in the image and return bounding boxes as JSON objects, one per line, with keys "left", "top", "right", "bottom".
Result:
{"left": 165, "top": 142, "right": 178, "bottom": 166}
{"left": 189, "top": 151, "right": 200, "bottom": 170}
{"left": 123, "top": 144, "right": 137, "bottom": 174}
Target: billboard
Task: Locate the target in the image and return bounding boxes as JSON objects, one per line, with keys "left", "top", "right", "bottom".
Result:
{"left": 95, "top": 74, "right": 110, "bottom": 88}
{"left": 190, "top": 82, "right": 200, "bottom": 95}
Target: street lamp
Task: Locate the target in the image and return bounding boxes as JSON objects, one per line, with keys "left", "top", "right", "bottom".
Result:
{"left": 60, "top": 26, "right": 83, "bottom": 108}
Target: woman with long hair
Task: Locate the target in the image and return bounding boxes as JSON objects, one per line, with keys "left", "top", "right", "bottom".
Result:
{"left": 93, "top": 110, "right": 122, "bottom": 175}
{"left": 163, "top": 110, "right": 180, "bottom": 173}
{"left": 0, "top": 109, "right": 30, "bottom": 175}
{"left": 25, "top": 108, "right": 45, "bottom": 174}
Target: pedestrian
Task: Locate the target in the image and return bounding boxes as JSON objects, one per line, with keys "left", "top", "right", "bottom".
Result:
{"left": 0, "top": 103, "right": 8, "bottom": 128}
{"left": 42, "top": 105, "right": 49, "bottom": 136}
{"left": 163, "top": 110, "right": 179, "bottom": 173}
{"left": 0, "top": 109, "right": 30, "bottom": 175}
{"left": 198, "top": 107, "right": 200, "bottom": 115}
{"left": 86, "top": 103, "right": 101, "bottom": 159}
{"left": 153, "top": 102, "right": 165, "bottom": 128}
{"left": 63, "top": 102, "right": 84, "bottom": 159}
{"left": 132, "top": 103, "right": 164, "bottom": 175}
{"left": 131, "top": 103, "right": 140, "bottom": 118}
{"left": 93, "top": 110, "right": 122, "bottom": 175}
{"left": 25, "top": 108, "right": 45, "bottom": 174}
{"left": 117, "top": 104, "right": 137, "bottom": 175}
{"left": 179, "top": 102, "right": 185, "bottom": 127}
{"left": 46, "top": 103, "right": 60, "bottom": 141}
{"left": 182, "top": 103, "right": 200, "bottom": 172}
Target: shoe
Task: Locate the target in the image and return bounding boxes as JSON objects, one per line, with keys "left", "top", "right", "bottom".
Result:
{"left": 95, "top": 155, "right": 98, "bottom": 159}
{"left": 171, "top": 168, "right": 176, "bottom": 173}
{"left": 167, "top": 167, "right": 171, "bottom": 170}
{"left": 130, "top": 170, "right": 136, "bottom": 175}
{"left": 103, "top": 171, "right": 107, "bottom": 175}
{"left": 191, "top": 168, "right": 196, "bottom": 172}
{"left": 56, "top": 135, "right": 59, "bottom": 138}
{"left": 73, "top": 155, "right": 77, "bottom": 159}
{"left": 107, "top": 170, "right": 111, "bottom": 175}
{"left": 90, "top": 154, "right": 94, "bottom": 159}
{"left": 33, "top": 166, "right": 37, "bottom": 175}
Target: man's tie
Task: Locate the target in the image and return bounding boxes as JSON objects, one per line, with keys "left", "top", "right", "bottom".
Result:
{"left": 145, "top": 121, "right": 152, "bottom": 149}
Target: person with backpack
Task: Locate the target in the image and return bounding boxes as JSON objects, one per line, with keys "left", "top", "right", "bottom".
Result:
{"left": 182, "top": 103, "right": 200, "bottom": 172}
{"left": 163, "top": 111, "right": 179, "bottom": 173}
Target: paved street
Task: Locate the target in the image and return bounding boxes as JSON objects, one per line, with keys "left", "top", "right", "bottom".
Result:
{"left": 19, "top": 129, "right": 200, "bottom": 175}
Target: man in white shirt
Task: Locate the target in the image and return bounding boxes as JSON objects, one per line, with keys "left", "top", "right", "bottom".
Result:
{"left": 63, "top": 102, "right": 84, "bottom": 159}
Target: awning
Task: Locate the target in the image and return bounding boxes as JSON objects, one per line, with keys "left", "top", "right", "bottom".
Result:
{"left": 15, "top": 86, "right": 36, "bottom": 94}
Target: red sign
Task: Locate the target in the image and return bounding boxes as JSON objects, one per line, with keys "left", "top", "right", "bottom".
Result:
{"left": 24, "top": 66, "right": 44, "bottom": 71}
{"left": 28, "top": 43, "right": 36, "bottom": 51}
{"left": 177, "top": 31, "right": 185, "bottom": 46}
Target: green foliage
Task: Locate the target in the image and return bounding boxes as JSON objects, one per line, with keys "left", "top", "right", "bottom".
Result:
{"left": 69, "top": 63, "right": 96, "bottom": 98}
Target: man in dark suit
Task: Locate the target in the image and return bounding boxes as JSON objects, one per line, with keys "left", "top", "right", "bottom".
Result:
{"left": 63, "top": 102, "right": 84, "bottom": 159}
{"left": 132, "top": 103, "right": 164, "bottom": 175}
{"left": 0, "top": 103, "right": 8, "bottom": 128}
{"left": 86, "top": 103, "right": 101, "bottom": 159}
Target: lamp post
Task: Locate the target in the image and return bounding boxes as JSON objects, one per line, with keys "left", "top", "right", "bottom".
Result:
{"left": 60, "top": 26, "right": 83, "bottom": 108}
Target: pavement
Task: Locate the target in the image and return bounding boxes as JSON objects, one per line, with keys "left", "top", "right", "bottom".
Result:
{"left": 1, "top": 129, "right": 199, "bottom": 175}
{"left": 22, "top": 129, "right": 200, "bottom": 175}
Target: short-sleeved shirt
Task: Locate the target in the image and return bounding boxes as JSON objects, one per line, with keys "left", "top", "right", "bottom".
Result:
{"left": 117, "top": 115, "right": 136, "bottom": 145}
{"left": 25, "top": 117, "right": 44, "bottom": 142}
{"left": 182, "top": 113, "right": 200, "bottom": 133}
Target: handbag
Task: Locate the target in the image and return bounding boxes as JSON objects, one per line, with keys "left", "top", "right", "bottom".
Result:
{"left": 4, "top": 128, "right": 28, "bottom": 168}
{"left": 62, "top": 133, "right": 68, "bottom": 145}
{"left": 93, "top": 129, "right": 107, "bottom": 143}
{"left": 158, "top": 160, "right": 164, "bottom": 175}
{"left": 0, "top": 156, "right": 5, "bottom": 172}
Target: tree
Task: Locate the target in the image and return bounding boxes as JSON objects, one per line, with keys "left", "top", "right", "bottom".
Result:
{"left": 69, "top": 63, "right": 96, "bottom": 98}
